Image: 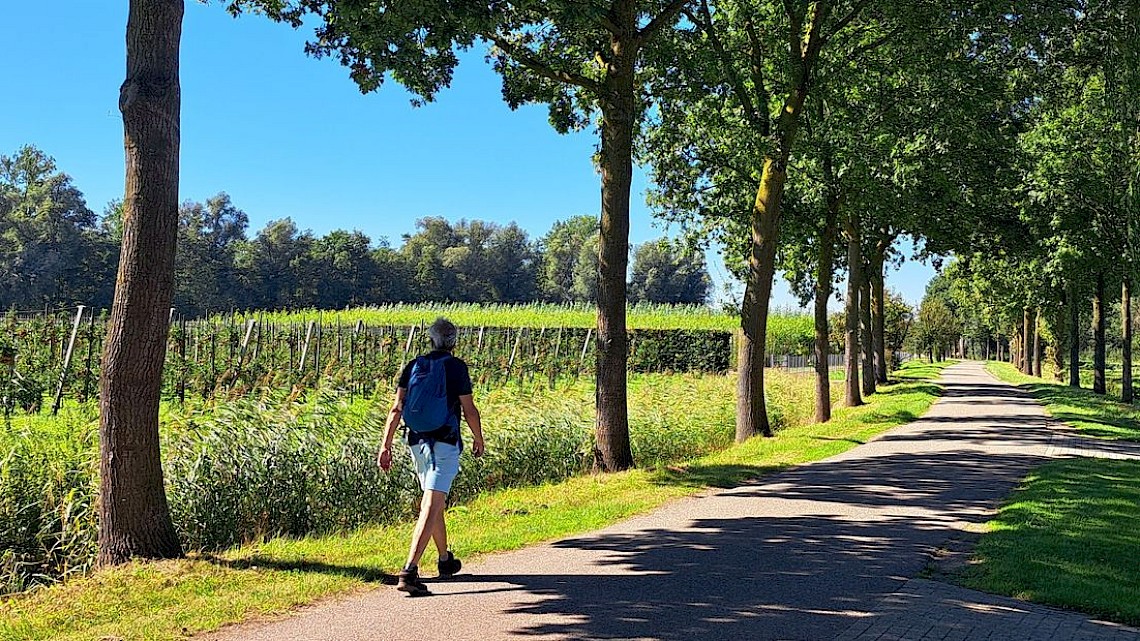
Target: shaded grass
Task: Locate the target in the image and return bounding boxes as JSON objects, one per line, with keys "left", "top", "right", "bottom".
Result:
{"left": 957, "top": 458, "right": 1140, "bottom": 626}
{"left": 986, "top": 361, "right": 1140, "bottom": 441}
{"left": 0, "top": 360, "right": 949, "bottom": 641}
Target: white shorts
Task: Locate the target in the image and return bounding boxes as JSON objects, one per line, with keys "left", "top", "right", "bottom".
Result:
{"left": 408, "top": 441, "right": 460, "bottom": 494}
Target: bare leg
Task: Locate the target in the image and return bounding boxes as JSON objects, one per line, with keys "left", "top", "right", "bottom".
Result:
{"left": 406, "top": 490, "right": 447, "bottom": 569}
{"left": 431, "top": 500, "right": 449, "bottom": 558}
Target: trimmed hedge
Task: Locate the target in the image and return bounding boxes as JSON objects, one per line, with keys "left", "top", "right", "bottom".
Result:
{"left": 629, "top": 329, "right": 732, "bottom": 373}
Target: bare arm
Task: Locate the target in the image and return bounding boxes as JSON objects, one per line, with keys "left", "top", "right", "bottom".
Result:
{"left": 377, "top": 387, "right": 406, "bottom": 471}
{"left": 460, "top": 394, "right": 484, "bottom": 457}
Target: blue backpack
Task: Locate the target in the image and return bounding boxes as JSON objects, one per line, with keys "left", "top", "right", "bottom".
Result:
{"left": 404, "top": 355, "right": 458, "bottom": 434}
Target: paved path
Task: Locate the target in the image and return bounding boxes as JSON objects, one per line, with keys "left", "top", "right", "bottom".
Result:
{"left": 208, "top": 361, "right": 1140, "bottom": 641}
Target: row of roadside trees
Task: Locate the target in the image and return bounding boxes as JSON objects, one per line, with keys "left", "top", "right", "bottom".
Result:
{"left": 920, "top": 1, "right": 1140, "bottom": 398}
{"left": 97, "top": 0, "right": 1131, "bottom": 565}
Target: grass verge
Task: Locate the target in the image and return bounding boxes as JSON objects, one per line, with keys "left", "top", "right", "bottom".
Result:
{"left": 0, "top": 361, "right": 948, "bottom": 641}
{"left": 986, "top": 361, "right": 1140, "bottom": 441}
{"left": 957, "top": 458, "right": 1140, "bottom": 626}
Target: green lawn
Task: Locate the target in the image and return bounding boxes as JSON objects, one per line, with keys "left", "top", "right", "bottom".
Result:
{"left": 986, "top": 361, "right": 1140, "bottom": 441}
{"left": 0, "top": 361, "right": 948, "bottom": 641}
{"left": 956, "top": 360, "right": 1140, "bottom": 626}
{"left": 958, "top": 457, "right": 1140, "bottom": 626}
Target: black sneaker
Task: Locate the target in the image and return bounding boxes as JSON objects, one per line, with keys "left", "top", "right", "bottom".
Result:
{"left": 396, "top": 567, "right": 431, "bottom": 596}
{"left": 437, "top": 551, "right": 462, "bottom": 577}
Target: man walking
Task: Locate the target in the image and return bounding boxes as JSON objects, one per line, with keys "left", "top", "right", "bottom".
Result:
{"left": 378, "top": 317, "right": 485, "bottom": 596}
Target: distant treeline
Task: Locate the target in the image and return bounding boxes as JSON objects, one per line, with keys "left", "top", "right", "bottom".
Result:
{"left": 0, "top": 145, "right": 712, "bottom": 316}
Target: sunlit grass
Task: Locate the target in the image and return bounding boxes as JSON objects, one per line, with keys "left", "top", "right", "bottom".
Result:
{"left": 958, "top": 458, "right": 1140, "bottom": 626}
{"left": 248, "top": 302, "right": 742, "bottom": 331}
{"left": 0, "top": 361, "right": 949, "bottom": 640}
{"left": 986, "top": 361, "right": 1140, "bottom": 441}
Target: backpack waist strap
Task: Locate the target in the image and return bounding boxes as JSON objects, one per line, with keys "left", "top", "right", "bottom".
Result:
{"left": 407, "top": 424, "right": 460, "bottom": 447}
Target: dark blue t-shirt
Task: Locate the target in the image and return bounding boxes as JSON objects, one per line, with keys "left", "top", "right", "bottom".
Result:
{"left": 398, "top": 351, "right": 473, "bottom": 427}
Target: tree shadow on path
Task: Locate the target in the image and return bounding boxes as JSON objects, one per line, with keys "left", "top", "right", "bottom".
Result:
{"left": 463, "top": 445, "right": 1050, "bottom": 640}
{"left": 443, "top": 373, "right": 1069, "bottom": 639}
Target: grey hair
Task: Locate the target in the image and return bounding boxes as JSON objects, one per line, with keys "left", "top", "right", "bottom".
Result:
{"left": 428, "top": 317, "right": 458, "bottom": 350}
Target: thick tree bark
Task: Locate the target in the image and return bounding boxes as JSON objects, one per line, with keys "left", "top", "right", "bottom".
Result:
{"left": 843, "top": 214, "right": 863, "bottom": 408}
{"left": 870, "top": 249, "right": 888, "bottom": 383}
{"left": 1070, "top": 284, "right": 1080, "bottom": 387}
{"left": 813, "top": 183, "right": 839, "bottom": 424}
{"left": 1094, "top": 272, "right": 1106, "bottom": 395}
{"left": 859, "top": 264, "right": 874, "bottom": 397}
{"left": 738, "top": 159, "right": 784, "bottom": 440}
{"left": 1124, "top": 277, "right": 1133, "bottom": 403}
{"left": 99, "top": 0, "right": 184, "bottom": 565}
{"left": 1033, "top": 308, "right": 1042, "bottom": 377}
{"left": 593, "top": 21, "right": 637, "bottom": 471}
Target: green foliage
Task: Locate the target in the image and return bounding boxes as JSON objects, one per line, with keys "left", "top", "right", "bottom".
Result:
{"left": 883, "top": 289, "right": 914, "bottom": 359}
{"left": 174, "top": 194, "right": 250, "bottom": 316}
{"left": 244, "top": 303, "right": 743, "bottom": 330}
{"left": 766, "top": 312, "right": 815, "bottom": 356}
{"left": 0, "top": 151, "right": 721, "bottom": 320}
{"left": 0, "top": 405, "right": 98, "bottom": 593}
{"left": 538, "top": 215, "right": 597, "bottom": 303}
{"left": 629, "top": 329, "right": 731, "bottom": 373}
{"left": 908, "top": 296, "right": 960, "bottom": 360}
{"left": 628, "top": 238, "right": 712, "bottom": 305}
{"left": 0, "top": 147, "right": 104, "bottom": 311}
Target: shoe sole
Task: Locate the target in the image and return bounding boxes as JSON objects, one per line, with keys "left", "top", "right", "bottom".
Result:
{"left": 396, "top": 583, "right": 432, "bottom": 597}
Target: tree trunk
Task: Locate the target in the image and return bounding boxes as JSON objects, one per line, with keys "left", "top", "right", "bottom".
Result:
{"left": 843, "top": 214, "right": 863, "bottom": 408}
{"left": 860, "top": 264, "right": 874, "bottom": 397}
{"left": 1051, "top": 298, "right": 1065, "bottom": 382}
{"left": 813, "top": 183, "right": 838, "bottom": 424}
{"left": 870, "top": 250, "right": 887, "bottom": 383}
{"left": 1011, "top": 326, "right": 1021, "bottom": 367}
{"left": 1022, "top": 307, "right": 1031, "bottom": 373}
{"left": 1123, "top": 277, "right": 1133, "bottom": 403}
{"left": 99, "top": 0, "right": 184, "bottom": 566}
{"left": 1094, "top": 272, "right": 1106, "bottom": 395}
{"left": 1033, "top": 308, "right": 1042, "bottom": 377}
{"left": 593, "top": 27, "right": 637, "bottom": 471}
{"left": 735, "top": 2, "right": 826, "bottom": 440}
{"left": 1069, "top": 283, "right": 1080, "bottom": 387}
{"left": 737, "top": 159, "right": 784, "bottom": 440}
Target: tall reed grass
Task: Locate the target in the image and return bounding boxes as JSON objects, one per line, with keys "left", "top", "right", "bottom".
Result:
{"left": 0, "top": 370, "right": 818, "bottom": 595}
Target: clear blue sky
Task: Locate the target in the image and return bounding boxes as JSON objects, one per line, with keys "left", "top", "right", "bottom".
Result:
{"left": 0, "top": 2, "right": 936, "bottom": 309}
